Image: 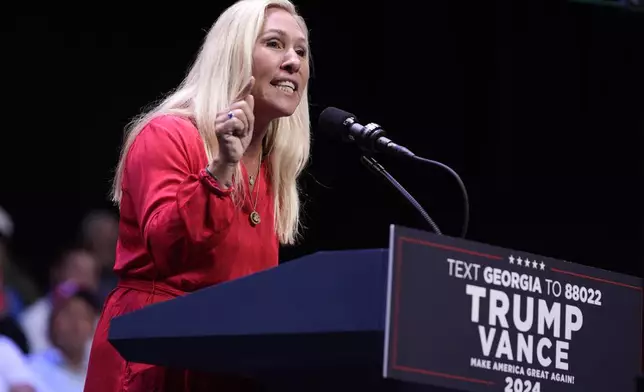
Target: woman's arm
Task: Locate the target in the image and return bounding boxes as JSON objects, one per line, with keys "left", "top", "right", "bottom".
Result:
{"left": 121, "top": 116, "right": 237, "bottom": 264}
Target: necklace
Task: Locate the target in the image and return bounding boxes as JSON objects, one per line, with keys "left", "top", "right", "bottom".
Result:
{"left": 249, "top": 149, "right": 262, "bottom": 226}
{"left": 249, "top": 150, "right": 262, "bottom": 186}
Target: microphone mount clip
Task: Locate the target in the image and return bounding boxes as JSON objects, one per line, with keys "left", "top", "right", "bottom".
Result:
{"left": 343, "top": 117, "right": 390, "bottom": 156}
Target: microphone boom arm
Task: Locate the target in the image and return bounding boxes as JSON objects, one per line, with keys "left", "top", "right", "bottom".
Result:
{"left": 360, "top": 155, "right": 443, "bottom": 235}
{"left": 409, "top": 155, "right": 470, "bottom": 238}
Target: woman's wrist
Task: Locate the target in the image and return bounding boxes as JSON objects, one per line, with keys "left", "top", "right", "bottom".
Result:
{"left": 206, "top": 158, "right": 237, "bottom": 188}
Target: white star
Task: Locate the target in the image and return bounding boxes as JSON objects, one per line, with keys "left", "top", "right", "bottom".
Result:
{"left": 532, "top": 260, "right": 538, "bottom": 269}
{"left": 540, "top": 261, "right": 545, "bottom": 270}
{"left": 517, "top": 257, "right": 523, "bottom": 266}
{"left": 509, "top": 255, "right": 515, "bottom": 264}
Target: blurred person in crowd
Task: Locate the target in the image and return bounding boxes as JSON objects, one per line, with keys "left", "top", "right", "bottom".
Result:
{"left": 19, "top": 249, "right": 99, "bottom": 354}
{"left": 0, "top": 206, "right": 40, "bottom": 319}
{"left": 79, "top": 210, "right": 119, "bottom": 302}
{"left": 0, "top": 209, "right": 30, "bottom": 354}
{"left": 1, "top": 266, "right": 30, "bottom": 355}
{"left": 29, "top": 281, "right": 99, "bottom": 392}
{"left": 84, "top": 0, "right": 311, "bottom": 390}
{"left": 0, "top": 334, "right": 43, "bottom": 392}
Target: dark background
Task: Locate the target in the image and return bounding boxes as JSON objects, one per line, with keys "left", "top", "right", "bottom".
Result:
{"left": 0, "top": 0, "right": 643, "bottom": 291}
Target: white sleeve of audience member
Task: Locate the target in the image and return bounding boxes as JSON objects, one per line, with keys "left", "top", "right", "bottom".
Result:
{"left": 0, "top": 336, "right": 38, "bottom": 385}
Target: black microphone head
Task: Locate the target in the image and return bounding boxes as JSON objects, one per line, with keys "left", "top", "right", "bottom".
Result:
{"left": 318, "top": 107, "right": 357, "bottom": 137}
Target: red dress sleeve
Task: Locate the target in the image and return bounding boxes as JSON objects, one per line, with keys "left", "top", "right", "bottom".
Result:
{"left": 120, "top": 115, "right": 235, "bottom": 265}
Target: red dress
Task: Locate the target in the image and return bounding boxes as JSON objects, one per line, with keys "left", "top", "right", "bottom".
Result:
{"left": 83, "top": 115, "right": 278, "bottom": 392}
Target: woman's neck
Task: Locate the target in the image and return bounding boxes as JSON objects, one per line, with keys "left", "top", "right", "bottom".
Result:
{"left": 244, "top": 139, "right": 264, "bottom": 163}
{"left": 244, "top": 118, "right": 270, "bottom": 161}
{"left": 242, "top": 120, "right": 268, "bottom": 173}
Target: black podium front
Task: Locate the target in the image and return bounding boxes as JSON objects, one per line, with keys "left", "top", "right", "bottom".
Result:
{"left": 108, "top": 248, "right": 433, "bottom": 391}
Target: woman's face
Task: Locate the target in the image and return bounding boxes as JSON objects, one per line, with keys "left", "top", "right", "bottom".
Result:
{"left": 251, "top": 8, "right": 309, "bottom": 120}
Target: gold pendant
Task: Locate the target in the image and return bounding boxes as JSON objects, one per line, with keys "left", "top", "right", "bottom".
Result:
{"left": 249, "top": 210, "right": 261, "bottom": 226}
{"left": 249, "top": 175, "right": 255, "bottom": 186}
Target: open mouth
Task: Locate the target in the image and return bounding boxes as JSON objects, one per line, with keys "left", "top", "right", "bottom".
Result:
{"left": 270, "top": 80, "right": 297, "bottom": 94}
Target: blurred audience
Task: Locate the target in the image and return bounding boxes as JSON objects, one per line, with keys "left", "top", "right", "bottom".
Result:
{"left": 0, "top": 205, "right": 115, "bottom": 391}
{"left": 18, "top": 249, "right": 100, "bottom": 354}
{"left": 0, "top": 335, "right": 40, "bottom": 392}
{"left": 28, "top": 281, "right": 99, "bottom": 392}
{"left": 0, "top": 208, "right": 30, "bottom": 355}
{"left": 79, "top": 210, "right": 118, "bottom": 302}
{"left": 0, "top": 206, "right": 39, "bottom": 320}
{"left": 0, "top": 290, "right": 29, "bottom": 355}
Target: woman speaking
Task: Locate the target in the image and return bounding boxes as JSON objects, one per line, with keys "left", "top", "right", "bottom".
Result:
{"left": 83, "top": 0, "right": 311, "bottom": 390}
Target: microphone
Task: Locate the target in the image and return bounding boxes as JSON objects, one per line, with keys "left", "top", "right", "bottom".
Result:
{"left": 317, "top": 106, "right": 471, "bottom": 238}
{"left": 318, "top": 107, "right": 416, "bottom": 159}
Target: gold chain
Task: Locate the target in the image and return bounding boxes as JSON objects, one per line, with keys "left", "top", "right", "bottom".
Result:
{"left": 248, "top": 148, "right": 262, "bottom": 226}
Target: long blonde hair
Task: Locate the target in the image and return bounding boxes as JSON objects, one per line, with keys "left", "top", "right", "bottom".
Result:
{"left": 111, "top": 0, "right": 310, "bottom": 245}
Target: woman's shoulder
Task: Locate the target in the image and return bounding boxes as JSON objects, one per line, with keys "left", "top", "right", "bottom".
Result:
{"left": 126, "top": 114, "right": 207, "bottom": 169}
{"left": 138, "top": 114, "right": 200, "bottom": 145}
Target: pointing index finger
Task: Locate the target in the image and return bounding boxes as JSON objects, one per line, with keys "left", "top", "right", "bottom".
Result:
{"left": 245, "top": 93, "right": 254, "bottom": 112}
{"left": 235, "top": 76, "right": 255, "bottom": 101}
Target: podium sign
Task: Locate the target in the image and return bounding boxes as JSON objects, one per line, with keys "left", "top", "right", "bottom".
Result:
{"left": 384, "top": 225, "right": 642, "bottom": 392}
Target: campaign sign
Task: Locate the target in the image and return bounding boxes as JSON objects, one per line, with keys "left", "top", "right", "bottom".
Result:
{"left": 383, "top": 225, "right": 642, "bottom": 392}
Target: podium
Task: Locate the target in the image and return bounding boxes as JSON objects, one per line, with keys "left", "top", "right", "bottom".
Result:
{"left": 108, "top": 248, "right": 426, "bottom": 391}
{"left": 109, "top": 226, "right": 642, "bottom": 392}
